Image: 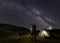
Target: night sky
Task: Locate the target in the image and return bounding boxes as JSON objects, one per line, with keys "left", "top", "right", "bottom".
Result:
{"left": 0, "top": 0, "right": 60, "bottom": 30}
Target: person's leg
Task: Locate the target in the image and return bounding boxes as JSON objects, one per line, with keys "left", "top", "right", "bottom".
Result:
{"left": 30, "top": 33, "right": 32, "bottom": 38}
{"left": 34, "top": 32, "right": 36, "bottom": 41}
{"left": 30, "top": 32, "right": 33, "bottom": 40}
{"left": 30, "top": 33, "right": 33, "bottom": 39}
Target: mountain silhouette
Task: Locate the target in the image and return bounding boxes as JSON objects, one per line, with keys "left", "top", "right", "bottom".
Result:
{"left": 0, "top": 23, "right": 29, "bottom": 35}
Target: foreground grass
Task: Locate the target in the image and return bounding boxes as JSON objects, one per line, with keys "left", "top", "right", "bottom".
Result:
{"left": 0, "top": 34, "right": 60, "bottom": 43}
{"left": 0, "top": 30, "right": 60, "bottom": 43}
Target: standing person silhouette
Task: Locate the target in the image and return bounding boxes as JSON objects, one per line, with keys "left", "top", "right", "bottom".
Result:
{"left": 30, "top": 24, "right": 34, "bottom": 39}
{"left": 30, "top": 23, "right": 37, "bottom": 41}
{"left": 33, "top": 23, "right": 36, "bottom": 41}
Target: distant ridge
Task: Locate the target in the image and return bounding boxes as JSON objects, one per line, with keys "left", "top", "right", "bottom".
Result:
{"left": 0, "top": 23, "right": 29, "bottom": 33}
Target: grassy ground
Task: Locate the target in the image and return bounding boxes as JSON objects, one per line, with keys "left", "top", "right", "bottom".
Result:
{"left": 0, "top": 30, "right": 60, "bottom": 43}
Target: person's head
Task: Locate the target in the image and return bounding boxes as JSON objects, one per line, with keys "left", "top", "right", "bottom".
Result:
{"left": 33, "top": 23, "right": 37, "bottom": 29}
{"left": 31, "top": 24, "right": 33, "bottom": 25}
{"left": 31, "top": 24, "right": 34, "bottom": 27}
{"left": 31, "top": 23, "right": 36, "bottom": 28}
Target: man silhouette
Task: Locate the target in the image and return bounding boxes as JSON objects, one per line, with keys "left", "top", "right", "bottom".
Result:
{"left": 30, "top": 23, "right": 36, "bottom": 41}
{"left": 33, "top": 23, "right": 36, "bottom": 41}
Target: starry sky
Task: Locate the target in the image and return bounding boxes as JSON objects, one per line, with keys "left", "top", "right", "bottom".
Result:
{"left": 0, "top": 0, "right": 60, "bottom": 30}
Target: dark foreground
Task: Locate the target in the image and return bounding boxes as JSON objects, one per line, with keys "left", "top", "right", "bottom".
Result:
{"left": 0, "top": 38, "right": 60, "bottom": 43}
{"left": 0, "top": 31, "right": 60, "bottom": 43}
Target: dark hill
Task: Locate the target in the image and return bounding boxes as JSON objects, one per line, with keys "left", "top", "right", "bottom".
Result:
{"left": 0, "top": 23, "right": 30, "bottom": 35}
{"left": 48, "top": 29, "right": 60, "bottom": 33}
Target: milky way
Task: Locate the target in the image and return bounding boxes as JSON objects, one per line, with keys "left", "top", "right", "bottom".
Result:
{"left": 0, "top": 0, "right": 60, "bottom": 30}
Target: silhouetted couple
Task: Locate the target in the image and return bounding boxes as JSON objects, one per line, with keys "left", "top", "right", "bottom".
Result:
{"left": 30, "top": 23, "right": 36, "bottom": 41}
